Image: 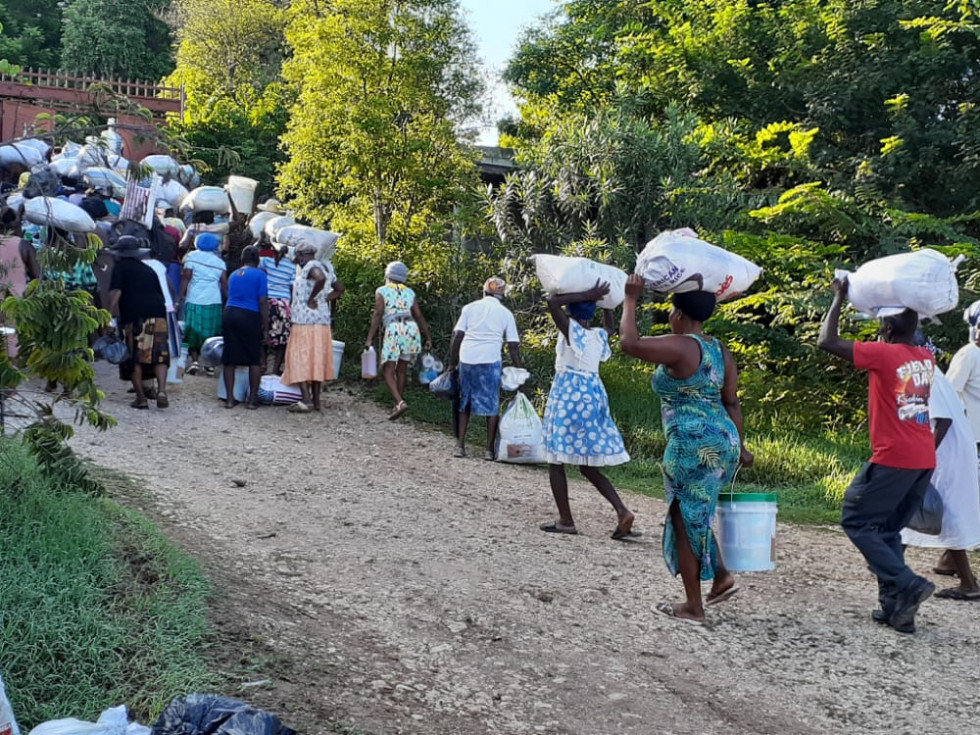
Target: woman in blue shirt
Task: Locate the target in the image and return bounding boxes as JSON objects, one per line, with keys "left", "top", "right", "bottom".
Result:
{"left": 221, "top": 245, "right": 269, "bottom": 409}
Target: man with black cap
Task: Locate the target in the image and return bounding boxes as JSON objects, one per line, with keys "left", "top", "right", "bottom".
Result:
{"left": 107, "top": 236, "right": 171, "bottom": 410}
{"left": 819, "top": 278, "right": 936, "bottom": 633}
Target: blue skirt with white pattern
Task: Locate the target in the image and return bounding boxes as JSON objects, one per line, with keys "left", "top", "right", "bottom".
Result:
{"left": 542, "top": 368, "right": 630, "bottom": 467}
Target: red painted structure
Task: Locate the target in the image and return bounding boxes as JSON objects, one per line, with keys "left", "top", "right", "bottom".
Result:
{"left": 0, "top": 69, "right": 184, "bottom": 160}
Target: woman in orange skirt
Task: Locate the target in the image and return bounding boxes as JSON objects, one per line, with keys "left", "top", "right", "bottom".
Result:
{"left": 282, "top": 242, "right": 345, "bottom": 412}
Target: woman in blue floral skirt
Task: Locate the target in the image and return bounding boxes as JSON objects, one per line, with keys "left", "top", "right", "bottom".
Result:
{"left": 539, "top": 279, "right": 638, "bottom": 540}
{"left": 620, "top": 274, "right": 753, "bottom": 624}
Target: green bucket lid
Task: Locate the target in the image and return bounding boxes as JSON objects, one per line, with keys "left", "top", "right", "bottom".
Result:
{"left": 719, "top": 491, "right": 778, "bottom": 503}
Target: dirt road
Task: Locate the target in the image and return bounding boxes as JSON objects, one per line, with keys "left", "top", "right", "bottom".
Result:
{"left": 72, "top": 364, "right": 980, "bottom": 735}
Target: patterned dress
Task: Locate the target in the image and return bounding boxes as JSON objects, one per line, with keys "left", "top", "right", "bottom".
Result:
{"left": 542, "top": 321, "right": 630, "bottom": 467}
{"left": 652, "top": 334, "right": 740, "bottom": 580}
{"left": 377, "top": 284, "right": 422, "bottom": 363}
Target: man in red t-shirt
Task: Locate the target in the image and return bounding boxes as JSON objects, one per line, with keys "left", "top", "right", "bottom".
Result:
{"left": 818, "top": 279, "right": 936, "bottom": 633}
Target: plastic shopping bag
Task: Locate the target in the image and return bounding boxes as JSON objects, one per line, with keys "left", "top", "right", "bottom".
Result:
{"left": 906, "top": 484, "right": 944, "bottom": 535}
{"left": 533, "top": 255, "right": 627, "bottom": 309}
{"left": 428, "top": 371, "right": 458, "bottom": 400}
{"left": 417, "top": 353, "right": 443, "bottom": 385}
{"left": 501, "top": 367, "right": 530, "bottom": 391}
{"left": 635, "top": 229, "right": 761, "bottom": 300}
{"left": 836, "top": 249, "right": 964, "bottom": 318}
{"left": 496, "top": 393, "right": 546, "bottom": 464}
{"left": 29, "top": 705, "right": 149, "bottom": 735}
{"left": 150, "top": 694, "right": 296, "bottom": 735}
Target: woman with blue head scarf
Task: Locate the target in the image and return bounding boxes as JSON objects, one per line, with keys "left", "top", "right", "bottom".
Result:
{"left": 539, "top": 279, "right": 637, "bottom": 541}
{"left": 179, "top": 232, "right": 228, "bottom": 374}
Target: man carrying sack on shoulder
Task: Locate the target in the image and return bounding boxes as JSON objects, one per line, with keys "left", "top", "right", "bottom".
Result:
{"left": 818, "top": 278, "right": 936, "bottom": 634}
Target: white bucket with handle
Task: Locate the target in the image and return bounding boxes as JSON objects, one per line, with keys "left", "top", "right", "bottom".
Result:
{"left": 716, "top": 491, "right": 778, "bottom": 572}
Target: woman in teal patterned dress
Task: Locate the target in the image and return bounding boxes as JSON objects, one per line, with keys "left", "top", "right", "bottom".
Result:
{"left": 620, "top": 274, "right": 753, "bottom": 624}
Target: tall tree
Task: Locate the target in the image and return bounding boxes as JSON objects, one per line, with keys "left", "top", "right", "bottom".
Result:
{"left": 0, "top": 0, "right": 63, "bottom": 68}
{"left": 167, "top": 0, "right": 285, "bottom": 110}
{"left": 279, "top": 0, "right": 484, "bottom": 246}
{"left": 60, "top": 0, "right": 174, "bottom": 81}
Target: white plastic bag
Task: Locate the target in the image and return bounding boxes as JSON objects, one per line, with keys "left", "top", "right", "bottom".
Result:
{"left": 836, "top": 249, "right": 964, "bottom": 318}
{"left": 0, "top": 670, "right": 21, "bottom": 735}
{"left": 533, "top": 255, "right": 626, "bottom": 309}
{"left": 501, "top": 367, "right": 530, "bottom": 391}
{"left": 274, "top": 225, "right": 340, "bottom": 262}
{"left": 23, "top": 197, "right": 96, "bottom": 232}
{"left": 29, "top": 705, "right": 149, "bottom": 735}
{"left": 182, "top": 186, "right": 231, "bottom": 214}
{"left": 496, "top": 393, "right": 546, "bottom": 464}
{"left": 635, "top": 229, "right": 762, "bottom": 301}
{"left": 417, "top": 352, "right": 443, "bottom": 385}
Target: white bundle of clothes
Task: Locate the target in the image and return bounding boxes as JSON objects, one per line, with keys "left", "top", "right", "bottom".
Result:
{"left": 533, "top": 254, "right": 627, "bottom": 308}
{"left": 634, "top": 228, "right": 762, "bottom": 300}
{"left": 836, "top": 248, "right": 964, "bottom": 318}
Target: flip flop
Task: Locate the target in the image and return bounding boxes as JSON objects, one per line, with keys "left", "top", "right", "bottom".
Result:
{"left": 933, "top": 567, "right": 958, "bottom": 577}
{"left": 130, "top": 399, "right": 148, "bottom": 410}
{"left": 156, "top": 392, "right": 169, "bottom": 409}
{"left": 655, "top": 602, "right": 705, "bottom": 626}
{"left": 288, "top": 401, "right": 312, "bottom": 413}
{"left": 935, "top": 586, "right": 980, "bottom": 601}
{"left": 611, "top": 528, "right": 643, "bottom": 541}
{"left": 539, "top": 521, "right": 579, "bottom": 535}
{"left": 453, "top": 446, "right": 466, "bottom": 458}
{"left": 389, "top": 401, "right": 408, "bottom": 420}
{"left": 706, "top": 585, "right": 740, "bottom": 606}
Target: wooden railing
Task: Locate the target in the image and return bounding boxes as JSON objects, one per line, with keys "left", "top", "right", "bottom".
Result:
{"left": 0, "top": 68, "right": 183, "bottom": 102}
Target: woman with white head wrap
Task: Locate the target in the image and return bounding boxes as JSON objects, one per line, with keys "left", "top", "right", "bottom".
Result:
{"left": 364, "top": 261, "right": 433, "bottom": 420}
{"left": 946, "top": 300, "right": 980, "bottom": 444}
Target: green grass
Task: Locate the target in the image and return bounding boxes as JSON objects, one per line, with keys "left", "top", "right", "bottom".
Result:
{"left": 366, "top": 352, "right": 868, "bottom": 526}
{"left": 0, "top": 440, "right": 216, "bottom": 730}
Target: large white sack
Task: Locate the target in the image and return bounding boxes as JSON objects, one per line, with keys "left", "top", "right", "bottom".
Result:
{"left": 274, "top": 224, "right": 340, "bottom": 262}
{"left": 837, "top": 249, "right": 964, "bottom": 318}
{"left": 82, "top": 168, "right": 127, "bottom": 199}
{"left": 24, "top": 197, "right": 96, "bottom": 233}
{"left": 157, "top": 179, "right": 189, "bottom": 209}
{"left": 19, "top": 139, "right": 51, "bottom": 156}
{"left": 60, "top": 141, "right": 82, "bottom": 159}
{"left": 263, "top": 215, "right": 295, "bottom": 240}
{"left": 533, "top": 254, "right": 626, "bottom": 309}
{"left": 496, "top": 393, "right": 547, "bottom": 464}
{"left": 177, "top": 164, "right": 199, "bottom": 189}
{"left": 226, "top": 175, "right": 258, "bottom": 214}
{"left": 0, "top": 144, "right": 44, "bottom": 167}
{"left": 248, "top": 211, "right": 278, "bottom": 239}
{"left": 183, "top": 186, "right": 231, "bottom": 214}
{"left": 140, "top": 154, "right": 180, "bottom": 178}
{"left": 635, "top": 230, "right": 762, "bottom": 301}
{"left": 49, "top": 157, "right": 78, "bottom": 178}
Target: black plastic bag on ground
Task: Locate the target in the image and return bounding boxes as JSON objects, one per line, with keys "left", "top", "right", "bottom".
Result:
{"left": 151, "top": 694, "right": 296, "bottom": 735}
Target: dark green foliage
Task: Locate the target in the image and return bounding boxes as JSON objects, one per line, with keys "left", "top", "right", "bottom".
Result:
{"left": 0, "top": 0, "right": 63, "bottom": 68}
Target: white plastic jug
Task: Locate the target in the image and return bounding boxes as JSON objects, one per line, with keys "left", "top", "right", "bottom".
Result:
{"left": 226, "top": 175, "right": 258, "bottom": 215}
{"left": 361, "top": 346, "right": 378, "bottom": 379}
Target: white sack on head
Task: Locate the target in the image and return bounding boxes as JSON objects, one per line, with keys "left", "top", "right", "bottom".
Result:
{"left": 248, "top": 211, "right": 278, "bottom": 239}
{"left": 24, "top": 197, "right": 96, "bottom": 233}
{"left": 533, "top": 254, "right": 627, "bottom": 309}
{"left": 263, "top": 215, "right": 295, "bottom": 241}
{"left": 140, "top": 154, "right": 180, "bottom": 178}
{"left": 50, "top": 157, "right": 78, "bottom": 178}
{"left": 18, "top": 139, "right": 51, "bottom": 156}
{"left": 0, "top": 144, "right": 44, "bottom": 167}
{"left": 635, "top": 230, "right": 761, "bottom": 300}
{"left": 274, "top": 225, "right": 340, "bottom": 262}
{"left": 182, "top": 186, "right": 231, "bottom": 214}
{"left": 157, "top": 179, "right": 189, "bottom": 209}
{"left": 836, "top": 248, "right": 964, "bottom": 319}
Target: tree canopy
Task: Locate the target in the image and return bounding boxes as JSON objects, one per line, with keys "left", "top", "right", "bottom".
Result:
{"left": 0, "top": 0, "right": 62, "bottom": 69}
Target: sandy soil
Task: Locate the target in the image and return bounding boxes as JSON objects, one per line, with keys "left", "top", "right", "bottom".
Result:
{"left": 70, "top": 363, "right": 980, "bottom": 735}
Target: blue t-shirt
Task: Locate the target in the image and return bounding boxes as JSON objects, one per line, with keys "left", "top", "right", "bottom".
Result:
{"left": 225, "top": 266, "right": 268, "bottom": 312}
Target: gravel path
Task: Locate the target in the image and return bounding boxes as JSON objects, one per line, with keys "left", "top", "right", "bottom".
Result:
{"left": 71, "top": 364, "right": 980, "bottom": 735}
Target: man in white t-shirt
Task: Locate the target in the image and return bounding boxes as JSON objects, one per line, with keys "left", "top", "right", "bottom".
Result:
{"left": 448, "top": 277, "right": 523, "bottom": 460}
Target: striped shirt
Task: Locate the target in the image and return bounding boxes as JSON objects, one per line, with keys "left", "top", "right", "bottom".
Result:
{"left": 260, "top": 255, "right": 295, "bottom": 300}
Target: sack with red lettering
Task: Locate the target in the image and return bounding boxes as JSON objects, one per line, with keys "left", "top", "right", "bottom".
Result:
{"left": 634, "top": 229, "right": 762, "bottom": 301}
{"left": 836, "top": 249, "right": 964, "bottom": 318}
